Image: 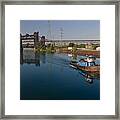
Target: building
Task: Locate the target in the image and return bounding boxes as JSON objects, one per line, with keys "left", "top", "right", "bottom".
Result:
{"left": 20, "top": 32, "right": 39, "bottom": 49}
{"left": 45, "top": 39, "right": 100, "bottom": 47}
{"left": 20, "top": 32, "right": 100, "bottom": 49}
{"left": 96, "top": 47, "right": 100, "bottom": 51}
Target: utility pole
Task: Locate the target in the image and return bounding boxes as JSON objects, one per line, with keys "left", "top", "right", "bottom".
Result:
{"left": 48, "top": 20, "right": 52, "bottom": 41}
{"left": 60, "top": 27, "right": 64, "bottom": 40}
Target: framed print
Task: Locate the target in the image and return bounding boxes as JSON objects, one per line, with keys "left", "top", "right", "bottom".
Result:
{"left": 0, "top": 0, "right": 119, "bottom": 119}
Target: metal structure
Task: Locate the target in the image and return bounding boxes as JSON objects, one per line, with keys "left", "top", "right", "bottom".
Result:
{"left": 20, "top": 32, "right": 39, "bottom": 50}
{"left": 48, "top": 20, "right": 52, "bottom": 40}
{"left": 60, "top": 27, "right": 64, "bottom": 40}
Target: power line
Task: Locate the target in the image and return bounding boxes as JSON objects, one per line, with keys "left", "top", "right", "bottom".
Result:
{"left": 60, "top": 27, "right": 64, "bottom": 40}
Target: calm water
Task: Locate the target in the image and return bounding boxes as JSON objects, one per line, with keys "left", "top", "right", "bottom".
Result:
{"left": 20, "top": 50, "right": 100, "bottom": 100}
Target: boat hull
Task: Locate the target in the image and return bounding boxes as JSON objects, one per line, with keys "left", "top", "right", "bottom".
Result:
{"left": 70, "top": 62, "right": 100, "bottom": 73}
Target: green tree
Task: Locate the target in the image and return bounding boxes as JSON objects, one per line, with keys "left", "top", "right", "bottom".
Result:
{"left": 69, "top": 43, "right": 75, "bottom": 47}
{"left": 78, "top": 44, "right": 85, "bottom": 48}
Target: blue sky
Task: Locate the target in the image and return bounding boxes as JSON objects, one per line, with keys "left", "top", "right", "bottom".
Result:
{"left": 20, "top": 20, "right": 100, "bottom": 40}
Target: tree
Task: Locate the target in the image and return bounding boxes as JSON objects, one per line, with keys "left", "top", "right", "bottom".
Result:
{"left": 69, "top": 43, "right": 75, "bottom": 47}
{"left": 78, "top": 44, "right": 85, "bottom": 48}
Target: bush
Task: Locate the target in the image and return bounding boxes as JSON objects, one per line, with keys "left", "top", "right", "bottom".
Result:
{"left": 77, "top": 44, "right": 85, "bottom": 48}
{"left": 69, "top": 43, "right": 75, "bottom": 47}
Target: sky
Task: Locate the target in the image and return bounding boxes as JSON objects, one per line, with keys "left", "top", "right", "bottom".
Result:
{"left": 20, "top": 20, "right": 100, "bottom": 40}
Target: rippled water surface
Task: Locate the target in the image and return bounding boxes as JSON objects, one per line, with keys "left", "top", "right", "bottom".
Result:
{"left": 20, "top": 50, "right": 100, "bottom": 100}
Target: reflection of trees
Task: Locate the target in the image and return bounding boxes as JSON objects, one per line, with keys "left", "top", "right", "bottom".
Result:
{"left": 72, "top": 54, "right": 77, "bottom": 60}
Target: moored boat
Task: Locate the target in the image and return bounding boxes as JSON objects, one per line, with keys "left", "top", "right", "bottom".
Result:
{"left": 70, "top": 62, "right": 100, "bottom": 73}
{"left": 70, "top": 55, "right": 100, "bottom": 73}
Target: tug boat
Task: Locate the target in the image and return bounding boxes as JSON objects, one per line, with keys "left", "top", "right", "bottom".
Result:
{"left": 70, "top": 55, "right": 100, "bottom": 73}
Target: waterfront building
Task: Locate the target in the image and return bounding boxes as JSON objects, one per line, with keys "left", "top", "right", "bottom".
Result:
{"left": 68, "top": 47, "right": 73, "bottom": 50}
{"left": 85, "top": 42, "right": 93, "bottom": 49}
{"left": 45, "top": 39, "right": 100, "bottom": 47}
{"left": 20, "top": 32, "right": 39, "bottom": 49}
{"left": 20, "top": 32, "right": 100, "bottom": 50}
{"left": 96, "top": 47, "right": 100, "bottom": 51}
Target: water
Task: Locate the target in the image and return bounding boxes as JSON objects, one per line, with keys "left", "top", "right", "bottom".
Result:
{"left": 20, "top": 50, "right": 100, "bottom": 100}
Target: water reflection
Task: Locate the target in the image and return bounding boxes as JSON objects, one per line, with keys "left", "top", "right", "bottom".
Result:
{"left": 40, "top": 52, "right": 46, "bottom": 64}
{"left": 78, "top": 70, "right": 99, "bottom": 84}
{"left": 20, "top": 50, "right": 100, "bottom": 100}
{"left": 20, "top": 49, "right": 49, "bottom": 66}
{"left": 21, "top": 50, "right": 100, "bottom": 85}
{"left": 20, "top": 49, "right": 40, "bottom": 66}
{"left": 68, "top": 54, "right": 77, "bottom": 61}
{"left": 67, "top": 53, "right": 100, "bottom": 84}
{"left": 72, "top": 54, "right": 77, "bottom": 60}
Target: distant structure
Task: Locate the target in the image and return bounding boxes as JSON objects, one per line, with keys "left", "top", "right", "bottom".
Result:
{"left": 40, "top": 36, "right": 45, "bottom": 46}
{"left": 96, "top": 47, "right": 100, "bottom": 51}
{"left": 48, "top": 20, "right": 52, "bottom": 40}
{"left": 20, "top": 32, "right": 39, "bottom": 50}
{"left": 60, "top": 28, "right": 64, "bottom": 40}
{"left": 45, "top": 39, "right": 100, "bottom": 47}
{"left": 20, "top": 32, "right": 100, "bottom": 49}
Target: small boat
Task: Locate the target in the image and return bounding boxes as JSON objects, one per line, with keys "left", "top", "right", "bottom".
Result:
{"left": 70, "top": 55, "right": 100, "bottom": 73}
{"left": 70, "top": 62, "right": 100, "bottom": 73}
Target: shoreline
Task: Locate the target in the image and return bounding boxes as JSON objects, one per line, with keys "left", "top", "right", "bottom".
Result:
{"left": 22, "top": 48, "right": 100, "bottom": 58}
{"left": 59, "top": 50, "right": 100, "bottom": 58}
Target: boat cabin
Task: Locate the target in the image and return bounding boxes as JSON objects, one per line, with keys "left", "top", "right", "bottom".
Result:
{"left": 78, "top": 55, "right": 96, "bottom": 67}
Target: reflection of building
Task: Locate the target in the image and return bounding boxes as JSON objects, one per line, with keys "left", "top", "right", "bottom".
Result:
{"left": 20, "top": 49, "right": 47, "bottom": 66}
{"left": 20, "top": 49, "right": 40, "bottom": 66}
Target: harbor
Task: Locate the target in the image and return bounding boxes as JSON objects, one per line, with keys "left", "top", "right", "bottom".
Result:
{"left": 20, "top": 20, "right": 100, "bottom": 100}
